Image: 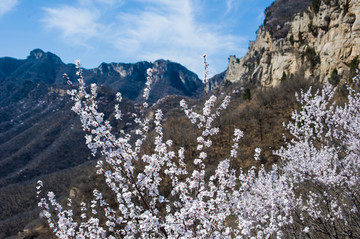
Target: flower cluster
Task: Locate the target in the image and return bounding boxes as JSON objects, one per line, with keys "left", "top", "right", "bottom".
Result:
{"left": 142, "top": 68, "right": 153, "bottom": 109}
{"left": 202, "top": 53, "right": 209, "bottom": 84}
{"left": 274, "top": 78, "right": 360, "bottom": 237}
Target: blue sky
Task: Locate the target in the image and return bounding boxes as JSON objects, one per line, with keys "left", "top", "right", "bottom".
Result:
{"left": 0, "top": 0, "right": 274, "bottom": 77}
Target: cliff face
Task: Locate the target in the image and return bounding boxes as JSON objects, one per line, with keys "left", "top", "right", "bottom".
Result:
{"left": 226, "top": 0, "right": 360, "bottom": 86}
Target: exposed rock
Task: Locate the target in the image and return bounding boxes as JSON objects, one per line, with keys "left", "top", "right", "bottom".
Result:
{"left": 19, "top": 218, "right": 49, "bottom": 239}
{"left": 69, "top": 187, "right": 78, "bottom": 198}
{"left": 226, "top": 0, "right": 360, "bottom": 86}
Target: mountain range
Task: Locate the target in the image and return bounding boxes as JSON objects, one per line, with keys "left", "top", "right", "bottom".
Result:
{"left": 0, "top": 49, "right": 204, "bottom": 103}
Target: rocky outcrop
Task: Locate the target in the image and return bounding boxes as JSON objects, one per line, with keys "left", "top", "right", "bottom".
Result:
{"left": 226, "top": 0, "right": 360, "bottom": 86}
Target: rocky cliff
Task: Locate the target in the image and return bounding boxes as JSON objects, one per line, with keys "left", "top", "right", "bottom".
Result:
{"left": 226, "top": 0, "right": 360, "bottom": 86}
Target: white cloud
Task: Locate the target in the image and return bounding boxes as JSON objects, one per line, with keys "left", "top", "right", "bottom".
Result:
{"left": 0, "top": 0, "right": 18, "bottom": 17}
{"left": 95, "top": 0, "right": 123, "bottom": 5}
{"left": 256, "top": 9, "right": 265, "bottom": 24}
{"left": 111, "top": 0, "right": 243, "bottom": 76}
{"left": 42, "top": 6, "right": 105, "bottom": 44}
{"left": 225, "top": 0, "right": 244, "bottom": 16}
{"left": 78, "top": 0, "right": 124, "bottom": 7}
{"left": 225, "top": 0, "right": 234, "bottom": 15}
{"left": 41, "top": 0, "right": 245, "bottom": 76}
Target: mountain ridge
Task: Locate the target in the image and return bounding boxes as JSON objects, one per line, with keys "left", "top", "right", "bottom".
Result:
{"left": 0, "top": 49, "right": 204, "bottom": 103}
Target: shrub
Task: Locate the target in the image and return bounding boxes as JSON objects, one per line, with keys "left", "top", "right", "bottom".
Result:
{"left": 349, "top": 56, "right": 359, "bottom": 82}
{"left": 289, "top": 35, "right": 294, "bottom": 46}
{"left": 312, "top": 0, "right": 321, "bottom": 14}
{"left": 242, "top": 88, "right": 251, "bottom": 101}
{"left": 256, "top": 56, "right": 260, "bottom": 65}
{"left": 305, "top": 46, "right": 320, "bottom": 67}
{"left": 328, "top": 68, "right": 340, "bottom": 86}
{"left": 260, "top": 47, "right": 265, "bottom": 55}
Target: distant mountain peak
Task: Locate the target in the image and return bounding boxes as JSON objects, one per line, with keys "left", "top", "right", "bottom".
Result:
{"left": 28, "top": 49, "right": 45, "bottom": 60}
{"left": 27, "top": 49, "right": 63, "bottom": 64}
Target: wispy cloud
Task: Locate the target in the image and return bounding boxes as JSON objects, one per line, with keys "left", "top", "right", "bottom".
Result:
{"left": 41, "top": 0, "right": 245, "bottom": 76}
{"left": 256, "top": 9, "right": 265, "bottom": 24}
{"left": 78, "top": 0, "right": 124, "bottom": 8}
{"left": 112, "top": 0, "right": 244, "bottom": 76}
{"left": 225, "top": 0, "right": 234, "bottom": 15}
{"left": 0, "top": 0, "right": 19, "bottom": 17}
{"left": 42, "top": 6, "right": 105, "bottom": 45}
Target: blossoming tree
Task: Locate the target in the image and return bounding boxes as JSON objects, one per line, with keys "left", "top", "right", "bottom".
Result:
{"left": 274, "top": 77, "right": 360, "bottom": 238}
{"left": 37, "top": 57, "right": 360, "bottom": 238}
